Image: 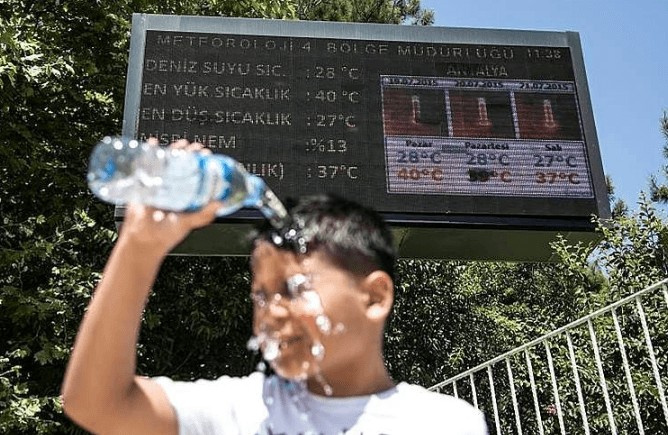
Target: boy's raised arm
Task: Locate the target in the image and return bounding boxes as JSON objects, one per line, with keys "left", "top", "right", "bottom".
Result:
{"left": 61, "top": 201, "right": 221, "bottom": 434}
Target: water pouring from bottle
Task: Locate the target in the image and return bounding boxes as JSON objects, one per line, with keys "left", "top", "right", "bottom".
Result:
{"left": 87, "top": 136, "right": 290, "bottom": 229}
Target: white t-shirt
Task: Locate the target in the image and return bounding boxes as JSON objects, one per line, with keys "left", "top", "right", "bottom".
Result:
{"left": 155, "top": 372, "right": 488, "bottom": 435}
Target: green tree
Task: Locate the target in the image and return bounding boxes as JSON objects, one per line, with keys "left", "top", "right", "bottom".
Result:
{"left": 650, "top": 111, "right": 668, "bottom": 203}
{"left": 296, "top": 0, "right": 434, "bottom": 24}
{"left": 385, "top": 197, "right": 667, "bottom": 432}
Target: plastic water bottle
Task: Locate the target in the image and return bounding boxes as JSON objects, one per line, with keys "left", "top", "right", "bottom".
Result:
{"left": 87, "top": 136, "right": 288, "bottom": 226}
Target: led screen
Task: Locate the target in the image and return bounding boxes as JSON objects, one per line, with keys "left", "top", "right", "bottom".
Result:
{"left": 128, "top": 16, "right": 607, "bottom": 223}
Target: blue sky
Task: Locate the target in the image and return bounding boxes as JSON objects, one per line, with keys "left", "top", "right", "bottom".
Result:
{"left": 419, "top": 0, "right": 667, "bottom": 208}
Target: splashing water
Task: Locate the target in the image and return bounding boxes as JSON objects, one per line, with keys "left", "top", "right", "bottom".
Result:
{"left": 310, "top": 342, "right": 325, "bottom": 360}
{"left": 247, "top": 272, "right": 344, "bottom": 396}
{"left": 314, "top": 370, "right": 333, "bottom": 396}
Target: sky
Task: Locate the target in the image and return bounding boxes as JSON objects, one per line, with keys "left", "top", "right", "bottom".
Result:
{"left": 419, "top": 0, "right": 667, "bottom": 208}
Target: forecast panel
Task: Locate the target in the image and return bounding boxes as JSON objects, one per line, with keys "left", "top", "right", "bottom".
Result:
{"left": 126, "top": 16, "right": 608, "bottom": 222}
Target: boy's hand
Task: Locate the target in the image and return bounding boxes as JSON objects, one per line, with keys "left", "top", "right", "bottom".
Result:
{"left": 118, "top": 140, "right": 222, "bottom": 257}
{"left": 119, "top": 202, "right": 221, "bottom": 256}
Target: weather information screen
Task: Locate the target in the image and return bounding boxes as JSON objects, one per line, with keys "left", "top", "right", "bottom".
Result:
{"left": 127, "top": 16, "right": 607, "bottom": 222}
{"left": 382, "top": 76, "right": 591, "bottom": 197}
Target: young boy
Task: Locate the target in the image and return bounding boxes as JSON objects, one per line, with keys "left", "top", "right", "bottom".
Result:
{"left": 62, "top": 157, "right": 487, "bottom": 434}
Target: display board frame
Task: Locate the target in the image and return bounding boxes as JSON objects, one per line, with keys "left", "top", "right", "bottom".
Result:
{"left": 117, "top": 14, "right": 610, "bottom": 260}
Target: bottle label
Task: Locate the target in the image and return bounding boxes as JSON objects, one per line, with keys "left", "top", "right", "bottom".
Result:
{"left": 184, "top": 154, "right": 210, "bottom": 211}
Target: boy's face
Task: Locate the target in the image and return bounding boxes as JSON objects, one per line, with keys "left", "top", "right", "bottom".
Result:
{"left": 250, "top": 241, "right": 373, "bottom": 383}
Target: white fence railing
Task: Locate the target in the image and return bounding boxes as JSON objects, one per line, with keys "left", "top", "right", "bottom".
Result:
{"left": 429, "top": 278, "right": 668, "bottom": 435}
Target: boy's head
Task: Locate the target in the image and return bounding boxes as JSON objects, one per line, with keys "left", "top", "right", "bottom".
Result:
{"left": 249, "top": 195, "right": 397, "bottom": 390}
{"left": 253, "top": 193, "right": 396, "bottom": 281}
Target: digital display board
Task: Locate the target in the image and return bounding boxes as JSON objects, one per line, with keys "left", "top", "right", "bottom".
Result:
{"left": 121, "top": 14, "right": 610, "bottom": 259}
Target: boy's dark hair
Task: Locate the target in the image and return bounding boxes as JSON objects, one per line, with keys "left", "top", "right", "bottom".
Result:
{"left": 252, "top": 194, "right": 396, "bottom": 282}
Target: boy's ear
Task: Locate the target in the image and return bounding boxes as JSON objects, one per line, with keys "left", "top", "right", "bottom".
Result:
{"left": 362, "top": 271, "right": 394, "bottom": 321}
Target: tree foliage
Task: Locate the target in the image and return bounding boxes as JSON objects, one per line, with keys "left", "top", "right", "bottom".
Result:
{"left": 296, "top": 0, "right": 434, "bottom": 25}
{"left": 385, "top": 197, "right": 668, "bottom": 433}
{"left": 650, "top": 111, "right": 668, "bottom": 203}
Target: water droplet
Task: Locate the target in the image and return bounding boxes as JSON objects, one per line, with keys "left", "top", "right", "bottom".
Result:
{"left": 315, "top": 314, "right": 331, "bottom": 334}
{"left": 329, "top": 323, "right": 345, "bottom": 335}
{"left": 263, "top": 337, "right": 280, "bottom": 361}
{"left": 247, "top": 335, "right": 261, "bottom": 352}
{"left": 152, "top": 210, "right": 165, "bottom": 222}
{"left": 314, "top": 371, "right": 333, "bottom": 396}
{"left": 311, "top": 341, "right": 325, "bottom": 361}
{"left": 271, "top": 233, "right": 283, "bottom": 246}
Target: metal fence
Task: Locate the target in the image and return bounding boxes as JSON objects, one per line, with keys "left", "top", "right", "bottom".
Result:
{"left": 429, "top": 278, "right": 668, "bottom": 435}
